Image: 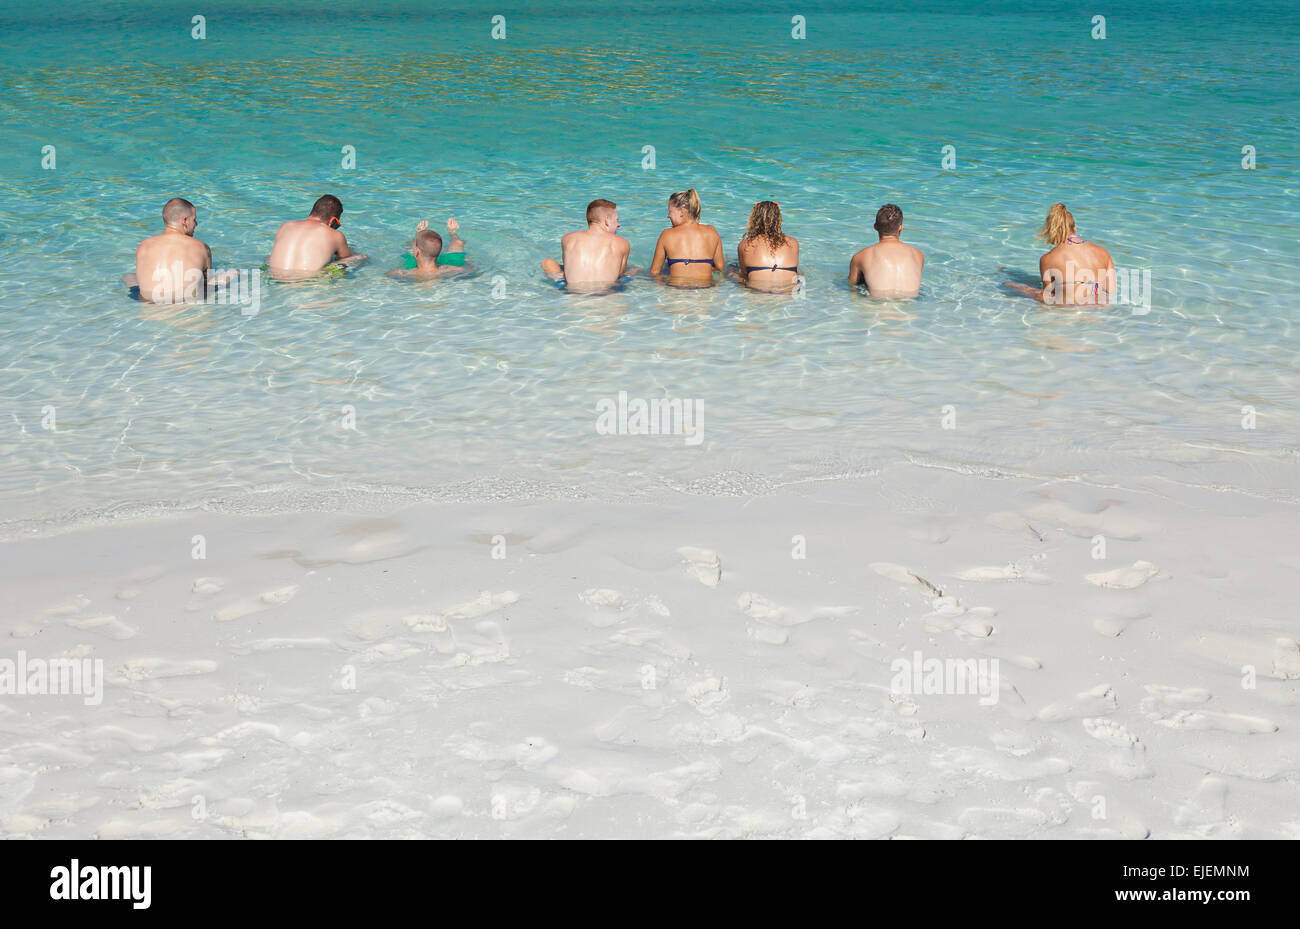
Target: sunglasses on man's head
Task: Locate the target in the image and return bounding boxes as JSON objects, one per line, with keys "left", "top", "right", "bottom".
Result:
{"left": 329, "top": 217, "right": 341, "bottom": 229}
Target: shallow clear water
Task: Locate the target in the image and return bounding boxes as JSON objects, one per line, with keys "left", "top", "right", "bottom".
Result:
{"left": 1, "top": 0, "right": 1297, "bottom": 532}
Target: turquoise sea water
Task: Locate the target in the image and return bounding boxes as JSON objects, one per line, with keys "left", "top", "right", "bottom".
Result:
{"left": 1, "top": 0, "right": 1297, "bottom": 532}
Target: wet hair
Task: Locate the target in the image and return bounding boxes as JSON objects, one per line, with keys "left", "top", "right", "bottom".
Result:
{"left": 310, "top": 195, "right": 344, "bottom": 221}
{"left": 415, "top": 229, "right": 443, "bottom": 259}
{"left": 1039, "top": 202, "right": 1076, "bottom": 246}
{"left": 162, "top": 197, "right": 195, "bottom": 226}
{"left": 668, "top": 188, "right": 701, "bottom": 220}
{"left": 744, "top": 200, "right": 786, "bottom": 250}
{"left": 586, "top": 198, "right": 617, "bottom": 224}
{"left": 874, "top": 203, "right": 903, "bottom": 236}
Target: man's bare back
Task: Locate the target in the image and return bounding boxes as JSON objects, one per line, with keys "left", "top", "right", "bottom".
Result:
{"left": 542, "top": 199, "right": 633, "bottom": 292}
{"left": 849, "top": 238, "right": 925, "bottom": 298}
{"left": 133, "top": 198, "right": 210, "bottom": 304}
{"left": 849, "top": 204, "right": 924, "bottom": 299}
{"left": 267, "top": 195, "right": 358, "bottom": 281}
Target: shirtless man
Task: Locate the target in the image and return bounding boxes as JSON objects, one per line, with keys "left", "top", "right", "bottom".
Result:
{"left": 848, "top": 204, "right": 924, "bottom": 298}
{"left": 130, "top": 198, "right": 211, "bottom": 304}
{"left": 267, "top": 195, "right": 365, "bottom": 281}
{"left": 541, "top": 199, "right": 634, "bottom": 292}
{"left": 388, "top": 218, "right": 468, "bottom": 279}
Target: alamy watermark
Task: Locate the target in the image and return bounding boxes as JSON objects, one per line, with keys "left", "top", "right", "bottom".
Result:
{"left": 50, "top": 859, "right": 150, "bottom": 909}
{"left": 144, "top": 265, "right": 262, "bottom": 315}
{"left": 0, "top": 651, "right": 104, "bottom": 706}
{"left": 890, "top": 650, "right": 1000, "bottom": 706}
{"left": 1043, "top": 265, "right": 1152, "bottom": 314}
{"left": 595, "top": 391, "right": 704, "bottom": 446}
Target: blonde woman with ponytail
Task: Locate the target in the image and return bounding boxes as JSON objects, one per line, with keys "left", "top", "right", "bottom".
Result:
{"left": 734, "top": 200, "right": 800, "bottom": 292}
{"left": 650, "top": 188, "right": 724, "bottom": 285}
{"left": 1007, "top": 203, "right": 1115, "bottom": 305}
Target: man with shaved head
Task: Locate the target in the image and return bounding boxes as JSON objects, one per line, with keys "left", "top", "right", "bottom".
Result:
{"left": 131, "top": 197, "right": 212, "bottom": 303}
{"left": 541, "top": 198, "right": 634, "bottom": 292}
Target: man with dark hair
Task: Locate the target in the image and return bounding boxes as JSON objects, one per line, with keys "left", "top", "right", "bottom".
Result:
{"left": 130, "top": 197, "right": 212, "bottom": 303}
{"left": 848, "top": 203, "right": 925, "bottom": 298}
{"left": 541, "top": 198, "right": 634, "bottom": 292}
{"left": 268, "top": 195, "right": 365, "bottom": 280}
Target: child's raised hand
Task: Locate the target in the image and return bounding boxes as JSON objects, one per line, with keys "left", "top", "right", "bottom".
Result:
{"left": 416, "top": 220, "right": 429, "bottom": 232}
{"left": 446, "top": 218, "right": 460, "bottom": 233}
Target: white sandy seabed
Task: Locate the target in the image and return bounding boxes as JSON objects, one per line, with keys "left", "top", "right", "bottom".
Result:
{"left": 1, "top": 465, "right": 1298, "bottom": 840}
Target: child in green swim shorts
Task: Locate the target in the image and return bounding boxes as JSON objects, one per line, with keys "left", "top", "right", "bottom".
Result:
{"left": 392, "top": 217, "right": 468, "bottom": 278}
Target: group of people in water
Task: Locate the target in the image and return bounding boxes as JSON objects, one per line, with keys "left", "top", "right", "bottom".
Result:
{"left": 129, "top": 191, "right": 1115, "bottom": 306}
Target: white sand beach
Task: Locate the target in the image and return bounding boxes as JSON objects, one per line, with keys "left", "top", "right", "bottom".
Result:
{"left": 3, "top": 465, "right": 1296, "bottom": 839}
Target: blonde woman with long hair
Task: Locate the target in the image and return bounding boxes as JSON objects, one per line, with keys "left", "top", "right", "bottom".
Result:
{"left": 733, "top": 200, "right": 800, "bottom": 292}
{"left": 650, "top": 188, "right": 724, "bottom": 286}
{"left": 1007, "top": 203, "right": 1115, "bottom": 305}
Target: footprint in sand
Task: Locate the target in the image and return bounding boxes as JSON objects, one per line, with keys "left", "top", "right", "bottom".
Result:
{"left": 748, "top": 626, "right": 789, "bottom": 645}
{"left": 1081, "top": 717, "right": 1149, "bottom": 779}
{"left": 907, "top": 521, "right": 951, "bottom": 544}
{"left": 18, "top": 594, "right": 93, "bottom": 638}
{"left": 213, "top": 584, "right": 301, "bottom": 622}
{"left": 114, "top": 565, "right": 167, "bottom": 601}
{"left": 45, "top": 595, "right": 92, "bottom": 617}
{"left": 118, "top": 657, "right": 218, "bottom": 681}
{"left": 677, "top": 547, "right": 721, "bottom": 587}
{"left": 561, "top": 666, "right": 611, "bottom": 691}
{"left": 1140, "top": 685, "right": 1276, "bottom": 733}
{"left": 957, "top": 563, "right": 1023, "bottom": 581}
{"left": 1272, "top": 638, "right": 1300, "bottom": 680}
{"left": 1028, "top": 498, "right": 1153, "bottom": 541}
{"left": 870, "top": 562, "right": 944, "bottom": 597}
{"left": 682, "top": 676, "right": 729, "bottom": 714}
{"left": 514, "top": 736, "right": 561, "bottom": 771}
{"left": 987, "top": 511, "right": 1046, "bottom": 542}
{"left": 1092, "top": 605, "right": 1151, "bottom": 638}
{"left": 1141, "top": 684, "right": 1210, "bottom": 709}
{"left": 957, "top": 619, "right": 994, "bottom": 638}
{"left": 575, "top": 588, "right": 622, "bottom": 609}
{"left": 450, "top": 618, "right": 511, "bottom": 666}
{"left": 229, "top": 636, "right": 336, "bottom": 654}
{"left": 1038, "top": 684, "right": 1117, "bottom": 722}
{"left": 64, "top": 614, "right": 138, "bottom": 641}
{"left": 737, "top": 592, "right": 789, "bottom": 623}
{"left": 737, "top": 594, "right": 856, "bottom": 630}
{"left": 991, "top": 729, "right": 1036, "bottom": 757}
{"left": 192, "top": 577, "right": 225, "bottom": 595}
{"left": 1085, "top": 561, "right": 1158, "bottom": 589}
{"left": 1174, "top": 776, "right": 1237, "bottom": 835}
{"left": 405, "top": 590, "right": 518, "bottom": 636}
{"left": 578, "top": 589, "right": 628, "bottom": 627}
{"left": 441, "top": 590, "right": 519, "bottom": 621}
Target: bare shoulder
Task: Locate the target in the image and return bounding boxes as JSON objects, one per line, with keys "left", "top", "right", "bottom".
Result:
{"left": 908, "top": 242, "right": 925, "bottom": 259}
